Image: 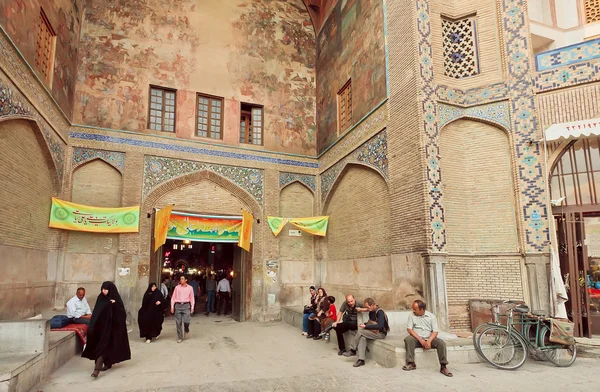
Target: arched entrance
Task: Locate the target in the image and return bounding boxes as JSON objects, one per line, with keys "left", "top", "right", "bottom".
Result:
{"left": 142, "top": 170, "right": 262, "bottom": 322}
{"left": 549, "top": 137, "right": 600, "bottom": 336}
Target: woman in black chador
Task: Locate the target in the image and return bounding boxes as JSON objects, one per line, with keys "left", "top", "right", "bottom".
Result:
{"left": 82, "top": 281, "right": 131, "bottom": 378}
{"left": 137, "top": 282, "right": 164, "bottom": 343}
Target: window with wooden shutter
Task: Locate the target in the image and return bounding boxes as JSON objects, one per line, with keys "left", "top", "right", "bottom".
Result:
{"left": 338, "top": 80, "right": 352, "bottom": 134}
{"left": 35, "top": 8, "right": 56, "bottom": 86}
{"left": 148, "top": 86, "right": 176, "bottom": 132}
{"left": 240, "top": 103, "right": 263, "bottom": 145}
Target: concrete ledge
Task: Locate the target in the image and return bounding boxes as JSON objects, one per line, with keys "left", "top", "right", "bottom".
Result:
{"left": 281, "top": 306, "right": 481, "bottom": 369}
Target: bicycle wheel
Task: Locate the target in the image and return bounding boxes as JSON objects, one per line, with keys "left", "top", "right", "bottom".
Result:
{"left": 476, "top": 325, "right": 528, "bottom": 370}
{"left": 472, "top": 323, "right": 493, "bottom": 357}
{"left": 522, "top": 323, "right": 544, "bottom": 361}
{"left": 538, "top": 324, "right": 577, "bottom": 367}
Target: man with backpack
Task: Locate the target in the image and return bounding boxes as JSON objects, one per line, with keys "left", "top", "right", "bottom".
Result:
{"left": 343, "top": 297, "right": 389, "bottom": 367}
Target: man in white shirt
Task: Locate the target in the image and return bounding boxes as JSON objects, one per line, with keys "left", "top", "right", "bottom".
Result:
{"left": 403, "top": 300, "right": 453, "bottom": 377}
{"left": 160, "top": 277, "right": 169, "bottom": 299}
{"left": 66, "top": 287, "right": 92, "bottom": 326}
{"left": 216, "top": 275, "right": 231, "bottom": 316}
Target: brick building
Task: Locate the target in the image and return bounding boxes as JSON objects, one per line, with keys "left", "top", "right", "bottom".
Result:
{"left": 1, "top": 0, "right": 599, "bottom": 333}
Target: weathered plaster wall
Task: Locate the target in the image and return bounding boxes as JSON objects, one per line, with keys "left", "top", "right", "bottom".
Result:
{"left": 316, "top": 0, "right": 386, "bottom": 152}
{"left": 0, "top": 0, "right": 83, "bottom": 118}
{"left": 75, "top": 0, "right": 316, "bottom": 155}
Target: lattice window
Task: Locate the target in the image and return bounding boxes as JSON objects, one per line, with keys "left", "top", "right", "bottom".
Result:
{"left": 338, "top": 80, "right": 352, "bottom": 134}
{"left": 240, "top": 103, "right": 263, "bottom": 145}
{"left": 442, "top": 16, "right": 480, "bottom": 79}
{"left": 585, "top": 0, "right": 600, "bottom": 24}
{"left": 35, "top": 8, "right": 56, "bottom": 85}
{"left": 196, "top": 94, "right": 223, "bottom": 139}
{"left": 148, "top": 86, "right": 176, "bottom": 132}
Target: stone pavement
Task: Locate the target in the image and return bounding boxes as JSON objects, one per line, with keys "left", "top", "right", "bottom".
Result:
{"left": 33, "top": 316, "right": 600, "bottom": 392}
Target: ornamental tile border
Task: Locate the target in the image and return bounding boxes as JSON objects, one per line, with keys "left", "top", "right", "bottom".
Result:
{"left": 319, "top": 101, "right": 388, "bottom": 170}
{"left": 72, "top": 148, "right": 125, "bottom": 173}
{"left": 438, "top": 101, "right": 511, "bottom": 130}
{"left": 534, "top": 61, "right": 600, "bottom": 92}
{"left": 70, "top": 132, "right": 319, "bottom": 169}
{"left": 417, "top": 0, "right": 446, "bottom": 251}
{"left": 535, "top": 37, "right": 600, "bottom": 72}
{"left": 143, "top": 156, "right": 264, "bottom": 204}
{"left": 320, "top": 130, "right": 388, "bottom": 204}
{"left": 437, "top": 82, "right": 509, "bottom": 107}
{"left": 0, "top": 76, "right": 65, "bottom": 179}
{"left": 0, "top": 27, "right": 70, "bottom": 139}
{"left": 501, "top": 0, "right": 549, "bottom": 252}
{"left": 279, "top": 173, "right": 316, "bottom": 193}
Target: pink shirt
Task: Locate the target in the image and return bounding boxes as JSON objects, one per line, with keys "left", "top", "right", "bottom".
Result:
{"left": 171, "top": 284, "right": 195, "bottom": 310}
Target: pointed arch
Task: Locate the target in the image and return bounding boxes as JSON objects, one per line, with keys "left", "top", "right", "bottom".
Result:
{"left": 281, "top": 178, "right": 315, "bottom": 194}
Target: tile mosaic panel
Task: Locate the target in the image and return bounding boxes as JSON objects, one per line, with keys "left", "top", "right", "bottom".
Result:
{"left": 143, "top": 156, "right": 264, "bottom": 204}
{"left": 72, "top": 148, "right": 125, "bottom": 173}
{"left": 279, "top": 173, "right": 316, "bottom": 193}
{"left": 438, "top": 101, "right": 511, "bottom": 130}
{"left": 534, "top": 62, "right": 600, "bottom": 92}
{"left": 320, "top": 130, "right": 388, "bottom": 204}
{"left": 437, "top": 82, "right": 508, "bottom": 106}
{"left": 535, "top": 38, "right": 600, "bottom": 72}
{"left": 70, "top": 131, "right": 319, "bottom": 169}
{"left": 0, "top": 76, "right": 65, "bottom": 179}
{"left": 442, "top": 17, "right": 480, "bottom": 79}
{"left": 417, "top": 0, "right": 446, "bottom": 251}
{"left": 501, "top": 0, "right": 549, "bottom": 252}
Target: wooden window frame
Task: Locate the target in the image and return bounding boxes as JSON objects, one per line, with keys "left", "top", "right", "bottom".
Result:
{"left": 195, "top": 93, "right": 224, "bottom": 140}
{"left": 148, "top": 85, "right": 177, "bottom": 132}
{"left": 35, "top": 8, "right": 56, "bottom": 86}
{"left": 240, "top": 103, "right": 264, "bottom": 146}
{"left": 337, "top": 79, "right": 352, "bottom": 135}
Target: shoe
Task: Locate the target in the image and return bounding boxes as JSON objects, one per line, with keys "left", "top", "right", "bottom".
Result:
{"left": 343, "top": 350, "right": 356, "bottom": 357}
{"left": 301, "top": 332, "right": 308, "bottom": 336}
{"left": 177, "top": 339, "right": 182, "bottom": 343}
{"left": 313, "top": 335, "right": 322, "bottom": 340}
{"left": 91, "top": 370, "right": 99, "bottom": 378}
{"left": 205, "top": 312, "right": 209, "bottom": 316}
{"left": 306, "top": 335, "right": 313, "bottom": 339}
{"left": 353, "top": 360, "right": 365, "bottom": 367}
{"left": 338, "top": 349, "right": 346, "bottom": 355}
{"left": 324, "top": 333, "right": 330, "bottom": 342}
{"left": 146, "top": 339, "right": 151, "bottom": 344}
{"left": 101, "top": 365, "right": 112, "bottom": 371}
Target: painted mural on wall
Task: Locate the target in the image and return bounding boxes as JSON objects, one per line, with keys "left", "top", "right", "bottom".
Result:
{"left": 75, "top": 0, "right": 316, "bottom": 155}
{"left": 0, "top": 0, "right": 83, "bottom": 118}
{"left": 316, "top": 0, "right": 387, "bottom": 153}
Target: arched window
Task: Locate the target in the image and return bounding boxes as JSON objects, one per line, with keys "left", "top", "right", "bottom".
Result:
{"left": 550, "top": 137, "right": 600, "bottom": 206}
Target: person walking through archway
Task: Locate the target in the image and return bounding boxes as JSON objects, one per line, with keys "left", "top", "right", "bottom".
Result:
{"left": 82, "top": 281, "right": 131, "bottom": 378}
{"left": 137, "top": 282, "right": 164, "bottom": 343}
{"left": 171, "top": 274, "right": 195, "bottom": 342}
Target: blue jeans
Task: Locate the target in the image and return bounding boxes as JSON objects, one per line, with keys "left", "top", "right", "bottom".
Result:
{"left": 206, "top": 291, "right": 216, "bottom": 312}
{"left": 303, "top": 313, "right": 315, "bottom": 333}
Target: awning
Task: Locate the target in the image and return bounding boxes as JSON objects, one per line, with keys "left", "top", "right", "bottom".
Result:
{"left": 545, "top": 119, "right": 600, "bottom": 141}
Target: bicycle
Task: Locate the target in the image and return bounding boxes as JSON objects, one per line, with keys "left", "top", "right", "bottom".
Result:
{"left": 472, "top": 300, "right": 577, "bottom": 370}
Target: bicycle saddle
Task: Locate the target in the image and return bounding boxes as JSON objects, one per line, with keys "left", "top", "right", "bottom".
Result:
{"left": 514, "top": 305, "right": 530, "bottom": 313}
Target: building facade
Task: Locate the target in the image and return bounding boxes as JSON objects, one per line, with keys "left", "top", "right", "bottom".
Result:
{"left": 1, "top": 0, "right": 599, "bottom": 332}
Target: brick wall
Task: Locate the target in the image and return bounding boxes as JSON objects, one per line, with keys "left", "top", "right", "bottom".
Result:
{"left": 537, "top": 83, "right": 600, "bottom": 128}
{"left": 0, "top": 119, "right": 58, "bottom": 319}
{"left": 440, "top": 119, "right": 523, "bottom": 330}
{"left": 278, "top": 182, "right": 314, "bottom": 306}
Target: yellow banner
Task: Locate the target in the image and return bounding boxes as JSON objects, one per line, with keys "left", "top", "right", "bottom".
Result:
{"left": 153, "top": 206, "right": 173, "bottom": 251}
{"left": 238, "top": 210, "right": 253, "bottom": 252}
{"left": 49, "top": 198, "right": 140, "bottom": 233}
{"left": 267, "top": 216, "right": 290, "bottom": 237}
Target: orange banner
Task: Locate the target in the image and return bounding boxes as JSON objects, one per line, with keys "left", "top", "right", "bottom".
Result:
{"left": 153, "top": 206, "right": 172, "bottom": 251}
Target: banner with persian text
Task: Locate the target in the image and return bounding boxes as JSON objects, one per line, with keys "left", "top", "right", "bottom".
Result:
{"left": 166, "top": 214, "right": 242, "bottom": 243}
{"left": 49, "top": 198, "right": 140, "bottom": 233}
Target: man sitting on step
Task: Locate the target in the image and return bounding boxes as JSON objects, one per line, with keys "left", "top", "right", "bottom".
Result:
{"left": 403, "top": 299, "right": 453, "bottom": 377}
{"left": 343, "top": 298, "right": 389, "bottom": 367}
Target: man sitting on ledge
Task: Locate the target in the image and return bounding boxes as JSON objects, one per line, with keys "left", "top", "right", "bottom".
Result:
{"left": 403, "top": 299, "right": 453, "bottom": 377}
{"left": 66, "top": 287, "right": 92, "bottom": 326}
{"left": 343, "top": 297, "right": 389, "bottom": 367}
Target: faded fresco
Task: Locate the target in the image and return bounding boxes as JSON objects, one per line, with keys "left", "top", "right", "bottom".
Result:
{"left": 0, "top": 0, "right": 84, "bottom": 118}
{"left": 75, "top": 0, "right": 316, "bottom": 155}
{"left": 316, "top": 0, "right": 387, "bottom": 153}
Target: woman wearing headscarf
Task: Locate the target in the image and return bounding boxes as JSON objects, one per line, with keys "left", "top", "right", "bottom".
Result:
{"left": 306, "top": 287, "right": 327, "bottom": 339}
{"left": 82, "top": 281, "right": 131, "bottom": 378}
{"left": 137, "top": 282, "right": 164, "bottom": 343}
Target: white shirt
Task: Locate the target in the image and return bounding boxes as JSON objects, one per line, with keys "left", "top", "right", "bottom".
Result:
{"left": 406, "top": 310, "right": 439, "bottom": 339}
{"left": 160, "top": 283, "right": 169, "bottom": 298}
{"left": 66, "top": 295, "right": 92, "bottom": 319}
{"left": 217, "top": 278, "right": 231, "bottom": 293}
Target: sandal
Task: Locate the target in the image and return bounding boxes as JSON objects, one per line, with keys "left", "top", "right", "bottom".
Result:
{"left": 440, "top": 367, "right": 453, "bottom": 377}
{"left": 402, "top": 363, "right": 416, "bottom": 371}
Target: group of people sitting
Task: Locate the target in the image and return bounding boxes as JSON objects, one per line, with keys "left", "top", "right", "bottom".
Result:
{"left": 301, "top": 286, "right": 453, "bottom": 377}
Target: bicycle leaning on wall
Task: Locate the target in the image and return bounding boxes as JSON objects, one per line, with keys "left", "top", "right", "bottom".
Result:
{"left": 472, "top": 300, "right": 577, "bottom": 370}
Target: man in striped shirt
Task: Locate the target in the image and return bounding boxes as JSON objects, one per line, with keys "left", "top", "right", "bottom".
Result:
{"left": 170, "top": 275, "right": 195, "bottom": 343}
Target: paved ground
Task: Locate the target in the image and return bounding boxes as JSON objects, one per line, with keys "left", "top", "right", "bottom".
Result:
{"left": 33, "top": 315, "right": 600, "bottom": 392}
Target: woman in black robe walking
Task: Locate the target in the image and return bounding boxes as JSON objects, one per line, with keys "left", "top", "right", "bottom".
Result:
{"left": 137, "top": 282, "right": 164, "bottom": 343}
{"left": 83, "top": 281, "right": 131, "bottom": 378}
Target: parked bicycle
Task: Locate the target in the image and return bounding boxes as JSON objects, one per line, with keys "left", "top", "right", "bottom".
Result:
{"left": 472, "top": 300, "right": 576, "bottom": 370}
